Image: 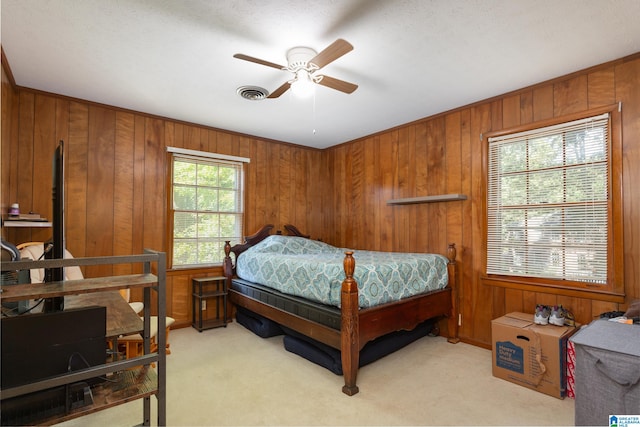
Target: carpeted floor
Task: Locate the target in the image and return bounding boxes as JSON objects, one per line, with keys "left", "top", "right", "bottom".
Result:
{"left": 59, "top": 321, "right": 574, "bottom": 426}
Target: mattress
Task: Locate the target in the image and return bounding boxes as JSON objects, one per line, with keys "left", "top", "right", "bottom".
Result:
{"left": 231, "top": 278, "right": 341, "bottom": 330}
{"left": 236, "top": 235, "right": 449, "bottom": 308}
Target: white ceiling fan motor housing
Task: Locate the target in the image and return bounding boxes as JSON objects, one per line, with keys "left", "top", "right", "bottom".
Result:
{"left": 286, "top": 47, "right": 318, "bottom": 71}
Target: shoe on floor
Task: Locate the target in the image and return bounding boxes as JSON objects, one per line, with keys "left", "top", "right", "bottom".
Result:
{"left": 534, "top": 304, "right": 550, "bottom": 325}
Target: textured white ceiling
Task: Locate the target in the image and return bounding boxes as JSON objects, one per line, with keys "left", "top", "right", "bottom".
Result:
{"left": 2, "top": 0, "right": 640, "bottom": 149}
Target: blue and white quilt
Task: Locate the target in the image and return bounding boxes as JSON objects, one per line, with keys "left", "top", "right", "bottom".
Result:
{"left": 235, "top": 235, "right": 449, "bottom": 309}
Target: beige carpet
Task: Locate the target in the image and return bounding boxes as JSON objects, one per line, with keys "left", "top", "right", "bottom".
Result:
{"left": 59, "top": 322, "right": 574, "bottom": 426}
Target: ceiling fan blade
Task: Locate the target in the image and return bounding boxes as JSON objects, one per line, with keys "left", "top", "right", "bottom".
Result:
{"left": 308, "top": 39, "right": 353, "bottom": 70}
{"left": 316, "top": 75, "right": 358, "bottom": 94}
{"left": 267, "top": 81, "right": 292, "bottom": 98}
{"left": 233, "top": 53, "right": 285, "bottom": 70}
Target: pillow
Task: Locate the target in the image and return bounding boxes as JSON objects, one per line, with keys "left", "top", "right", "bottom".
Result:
{"left": 250, "top": 235, "right": 340, "bottom": 255}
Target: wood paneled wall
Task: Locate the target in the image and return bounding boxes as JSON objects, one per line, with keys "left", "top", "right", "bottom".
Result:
{"left": 2, "top": 53, "right": 638, "bottom": 345}
{"left": 1, "top": 55, "right": 18, "bottom": 214}
{"left": 323, "top": 54, "right": 640, "bottom": 347}
{"left": 1, "top": 62, "right": 325, "bottom": 327}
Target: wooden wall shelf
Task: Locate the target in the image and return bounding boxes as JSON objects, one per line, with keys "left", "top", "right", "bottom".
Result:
{"left": 387, "top": 194, "right": 467, "bottom": 205}
{"left": 2, "top": 220, "right": 52, "bottom": 228}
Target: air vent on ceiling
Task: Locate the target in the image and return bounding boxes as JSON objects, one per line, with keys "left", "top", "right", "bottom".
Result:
{"left": 237, "top": 86, "right": 269, "bottom": 101}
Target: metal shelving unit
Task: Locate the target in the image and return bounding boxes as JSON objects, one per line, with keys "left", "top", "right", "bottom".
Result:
{"left": 0, "top": 250, "right": 166, "bottom": 426}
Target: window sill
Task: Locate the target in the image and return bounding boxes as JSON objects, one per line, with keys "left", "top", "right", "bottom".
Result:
{"left": 481, "top": 275, "right": 625, "bottom": 303}
{"left": 167, "top": 264, "right": 223, "bottom": 276}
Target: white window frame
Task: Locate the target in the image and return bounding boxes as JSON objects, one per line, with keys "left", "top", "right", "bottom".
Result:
{"left": 167, "top": 147, "right": 248, "bottom": 269}
{"left": 482, "top": 105, "right": 624, "bottom": 300}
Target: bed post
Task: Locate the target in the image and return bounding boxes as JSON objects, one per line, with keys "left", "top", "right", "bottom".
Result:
{"left": 341, "top": 251, "right": 360, "bottom": 396}
{"left": 222, "top": 225, "right": 275, "bottom": 287}
{"left": 446, "top": 243, "right": 460, "bottom": 344}
{"left": 223, "top": 240, "right": 233, "bottom": 290}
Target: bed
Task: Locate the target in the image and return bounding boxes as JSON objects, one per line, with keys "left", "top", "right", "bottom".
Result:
{"left": 223, "top": 224, "right": 459, "bottom": 395}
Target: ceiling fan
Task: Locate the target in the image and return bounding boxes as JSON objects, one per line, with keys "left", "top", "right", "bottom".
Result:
{"left": 233, "top": 39, "right": 358, "bottom": 98}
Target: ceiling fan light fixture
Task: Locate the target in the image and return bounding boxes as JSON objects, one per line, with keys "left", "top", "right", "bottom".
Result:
{"left": 290, "top": 69, "right": 315, "bottom": 98}
{"left": 234, "top": 39, "right": 356, "bottom": 99}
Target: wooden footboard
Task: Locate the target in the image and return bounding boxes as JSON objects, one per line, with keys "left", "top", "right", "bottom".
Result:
{"left": 223, "top": 224, "right": 459, "bottom": 396}
{"left": 338, "top": 245, "right": 458, "bottom": 395}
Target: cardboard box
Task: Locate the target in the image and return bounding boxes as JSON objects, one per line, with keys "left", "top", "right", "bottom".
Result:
{"left": 491, "top": 312, "right": 578, "bottom": 399}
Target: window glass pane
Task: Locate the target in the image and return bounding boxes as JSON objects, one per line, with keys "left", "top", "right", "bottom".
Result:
{"left": 526, "top": 208, "right": 560, "bottom": 244}
{"left": 529, "top": 135, "right": 563, "bottom": 169}
{"left": 173, "top": 240, "right": 197, "bottom": 265}
{"left": 218, "top": 189, "right": 237, "bottom": 212}
{"left": 564, "top": 206, "right": 608, "bottom": 246}
{"left": 566, "top": 128, "right": 606, "bottom": 165}
{"left": 499, "top": 141, "right": 526, "bottom": 173}
{"left": 565, "top": 165, "right": 607, "bottom": 202}
{"left": 220, "top": 214, "right": 240, "bottom": 237}
{"left": 197, "top": 213, "right": 219, "bottom": 238}
{"left": 174, "top": 161, "right": 196, "bottom": 185}
{"left": 500, "top": 174, "right": 527, "bottom": 206}
{"left": 197, "top": 187, "right": 218, "bottom": 211}
{"left": 174, "top": 185, "right": 196, "bottom": 210}
{"left": 197, "top": 241, "right": 219, "bottom": 264}
{"left": 174, "top": 212, "right": 196, "bottom": 238}
{"left": 529, "top": 170, "right": 563, "bottom": 204}
{"left": 197, "top": 163, "right": 218, "bottom": 187}
{"left": 219, "top": 166, "right": 237, "bottom": 189}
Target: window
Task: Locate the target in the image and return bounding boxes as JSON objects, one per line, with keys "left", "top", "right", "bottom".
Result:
{"left": 168, "top": 148, "right": 247, "bottom": 268}
{"left": 485, "top": 107, "right": 623, "bottom": 297}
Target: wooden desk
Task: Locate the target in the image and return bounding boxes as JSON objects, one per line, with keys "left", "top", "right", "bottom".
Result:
{"left": 65, "top": 291, "right": 142, "bottom": 338}
{"left": 1, "top": 276, "right": 151, "bottom": 339}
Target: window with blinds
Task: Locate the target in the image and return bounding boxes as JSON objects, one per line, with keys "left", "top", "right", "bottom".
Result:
{"left": 170, "top": 152, "right": 245, "bottom": 268}
{"left": 487, "top": 113, "right": 610, "bottom": 284}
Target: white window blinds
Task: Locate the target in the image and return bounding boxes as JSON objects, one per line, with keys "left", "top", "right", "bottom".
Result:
{"left": 487, "top": 113, "right": 610, "bottom": 284}
{"left": 171, "top": 153, "right": 244, "bottom": 267}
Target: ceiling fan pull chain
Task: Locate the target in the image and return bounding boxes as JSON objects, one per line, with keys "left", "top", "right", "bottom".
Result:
{"left": 313, "top": 94, "right": 317, "bottom": 135}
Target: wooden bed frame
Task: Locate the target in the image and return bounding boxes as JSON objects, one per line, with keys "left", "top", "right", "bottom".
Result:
{"left": 223, "top": 224, "right": 459, "bottom": 396}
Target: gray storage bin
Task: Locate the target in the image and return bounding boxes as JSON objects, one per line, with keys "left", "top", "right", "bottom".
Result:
{"left": 570, "top": 320, "right": 640, "bottom": 426}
